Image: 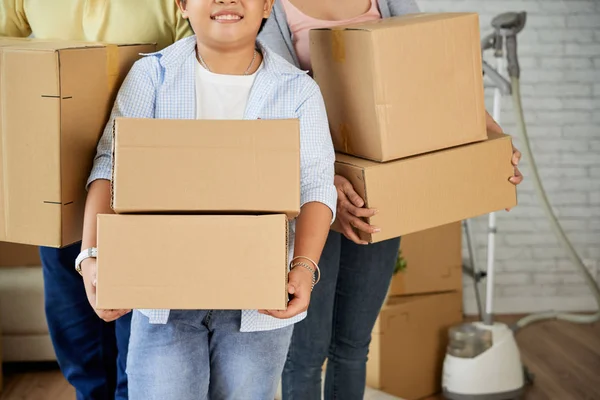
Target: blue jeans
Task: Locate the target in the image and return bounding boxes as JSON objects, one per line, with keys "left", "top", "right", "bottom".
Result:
{"left": 127, "top": 309, "right": 293, "bottom": 400}
{"left": 281, "top": 231, "right": 400, "bottom": 400}
{"left": 40, "top": 243, "right": 131, "bottom": 400}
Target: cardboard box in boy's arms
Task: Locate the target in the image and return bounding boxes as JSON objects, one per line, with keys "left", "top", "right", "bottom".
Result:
{"left": 111, "top": 118, "right": 301, "bottom": 218}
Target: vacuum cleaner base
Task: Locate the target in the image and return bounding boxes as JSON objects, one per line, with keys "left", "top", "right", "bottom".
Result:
{"left": 443, "top": 387, "right": 524, "bottom": 400}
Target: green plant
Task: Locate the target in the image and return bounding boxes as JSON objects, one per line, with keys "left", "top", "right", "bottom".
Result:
{"left": 394, "top": 249, "right": 407, "bottom": 275}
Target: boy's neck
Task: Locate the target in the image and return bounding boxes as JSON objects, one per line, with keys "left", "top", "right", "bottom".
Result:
{"left": 196, "top": 42, "right": 262, "bottom": 75}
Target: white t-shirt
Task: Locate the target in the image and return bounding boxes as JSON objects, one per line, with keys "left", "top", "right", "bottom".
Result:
{"left": 195, "top": 60, "right": 263, "bottom": 119}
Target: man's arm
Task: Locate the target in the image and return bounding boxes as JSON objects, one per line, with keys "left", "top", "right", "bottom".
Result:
{"left": 0, "top": 0, "right": 31, "bottom": 37}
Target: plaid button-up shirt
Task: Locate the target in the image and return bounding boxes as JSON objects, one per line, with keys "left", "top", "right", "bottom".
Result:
{"left": 88, "top": 36, "right": 337, "bottom": 332}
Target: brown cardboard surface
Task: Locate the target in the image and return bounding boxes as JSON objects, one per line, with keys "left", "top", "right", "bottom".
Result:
{"left": 111, "top": 118, "right": 301, "bottom": 218}
{"left": 0, "top": 40, "right": 155, "bottom": 247}
{"left": 335, "top": 132, "right": 517, "bottom": 243}
{"left": 310, "top": 13, "right": 487, "bottom": 162}
{"left": 0, "top": 242, "right": 41, "bottom": 267}
{"left": 390, "top": 222, "right": 462, "bottom": 296}
{"left": 367, "top": 291, "right": 464, "bottom": 400}
{"left": 96, "top": 214, "right": 289, "bottom": 310}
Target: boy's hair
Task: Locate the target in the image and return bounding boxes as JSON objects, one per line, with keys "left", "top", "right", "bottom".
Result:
{"left": 180, "top": 0, "right": 268, "bottom": 34}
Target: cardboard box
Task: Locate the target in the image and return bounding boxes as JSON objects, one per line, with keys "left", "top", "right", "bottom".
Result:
{"left": 334, "top": 132, "right": 517, "bottom": 243}
{"left": 96, "top": 214, "right": 288, "bottom": 310}
{"left": 310, "top": 13, "right": 487, "bottom": 162}
{"left": 111, "top": 118, "right": 300, "bottom": 218}
{"left": 0, "top": 39, "right": 155, "bottom": 247}
{"left": 0, "top": 242, "right": 41, "bottom": 267}
{"left": 367, "top": 291, "right": 464, "bottom": 400}
{"left": 390, "top": 222, "right": 462, "bottom": 296}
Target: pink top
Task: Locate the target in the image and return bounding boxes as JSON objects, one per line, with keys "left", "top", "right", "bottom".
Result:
{"left": 280, "top": 0, "right": 382, "bottom": 71}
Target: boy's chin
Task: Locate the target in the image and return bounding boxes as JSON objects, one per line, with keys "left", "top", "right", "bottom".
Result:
{"left": 203, "top": 30, "right": 256, "bottom": 47}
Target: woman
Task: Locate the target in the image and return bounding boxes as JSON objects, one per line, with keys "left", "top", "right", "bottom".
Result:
{"left": 259, "top": 1, "right": 524, "bottom": 399}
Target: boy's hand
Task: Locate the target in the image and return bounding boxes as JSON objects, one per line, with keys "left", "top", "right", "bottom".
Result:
{"left": 332, "top": 175, "right": 379, "bottom": 245}
{"left": 81, "top": 258, "right": 130, "bottom": 322}
{"left": 259, "top": 266, "right": 313, "bottom": 319}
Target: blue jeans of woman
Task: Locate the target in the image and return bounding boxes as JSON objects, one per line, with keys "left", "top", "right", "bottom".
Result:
{"left": 281, "top": 231, "right": 400, "bottom": 400}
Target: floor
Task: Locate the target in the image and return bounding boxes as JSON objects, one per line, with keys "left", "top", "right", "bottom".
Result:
{"left": 1, "top": 317, "right": 599, "bottom": 400}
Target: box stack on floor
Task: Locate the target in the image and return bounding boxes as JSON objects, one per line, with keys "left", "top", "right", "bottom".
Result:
{"left": 310, "top": 13, "right": 518, "bottom": 399}
{"left": 96, "top": 118, "right": 301, "bottom": 311}
{"left": 0, "top": 38, "right": 155, "bottom": 377}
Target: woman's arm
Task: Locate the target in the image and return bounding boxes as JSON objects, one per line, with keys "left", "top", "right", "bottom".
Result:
{"left": 80, "top": 57, "right": 158, "bottom": 321}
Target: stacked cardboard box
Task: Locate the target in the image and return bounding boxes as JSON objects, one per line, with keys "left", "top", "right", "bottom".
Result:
{"left": 0, "top": 39, "right": 155, "bottom": 248}
{"left": 310, "top": 13, "right": 517, "bottom": 399}
{"left": 310, "top": 13, "right": 517, "bottom": 243}
{"left": 95, "top": 118, "right": 301, "bottom": 311}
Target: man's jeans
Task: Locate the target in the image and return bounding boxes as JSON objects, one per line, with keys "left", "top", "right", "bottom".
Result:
{"left": 127, "top": 309, "right": 293, "bottom": 400}
{"left": 281, "top": 231, "right": 400, "bottom": 400}
{"left": 40, "top": 243, "right": 131, "bottom": 400}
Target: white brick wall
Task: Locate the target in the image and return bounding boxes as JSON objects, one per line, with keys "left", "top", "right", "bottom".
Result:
{"left": 417, "top": 0, "right": 600, "bottom": 314}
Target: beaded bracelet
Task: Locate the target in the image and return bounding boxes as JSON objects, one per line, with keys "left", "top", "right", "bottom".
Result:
{"left": 290, "top": 256, "right": 321, "bottom": 285}
{"left": 291, "top": 262, "right": 316, "bottom": 291}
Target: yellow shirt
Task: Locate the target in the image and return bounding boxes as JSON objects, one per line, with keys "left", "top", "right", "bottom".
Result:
{"left": 0, "top": 0, "right": 193, "bottom": 50}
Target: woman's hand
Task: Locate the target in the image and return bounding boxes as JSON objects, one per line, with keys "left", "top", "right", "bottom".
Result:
{"left": 81, "top": 258, "right": 130, "bottom": 322}
{"left": 331, "top": 175, "right": 379, "bottom": 245}
{"left": 259, "top": 265, "right": 314, "bottom": 319}
{"left": 509, "top": 145, "right": 523, "bottom": 186}
{"left": 506, "top": 145, "right": 523, "bottom": 211}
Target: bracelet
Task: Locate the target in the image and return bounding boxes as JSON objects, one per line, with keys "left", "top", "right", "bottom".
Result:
{"left": 290, "top": 256, "right": 321, "bottom": 285}
{"left": 291, "top": 262, "right": 316, "bottom": 291}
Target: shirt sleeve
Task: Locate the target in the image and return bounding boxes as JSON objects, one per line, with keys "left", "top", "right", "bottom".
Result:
{"left": 388, "top": 0, "right": 421, "bottom": 16}
{"left": 0, "top": 0, "right": 32, "bottom": 37}
{"left": 296, "top": 80, "right": 338, "bottom": 222}
{"left": 87, "top": 56, "right": 158, "bottom": 188}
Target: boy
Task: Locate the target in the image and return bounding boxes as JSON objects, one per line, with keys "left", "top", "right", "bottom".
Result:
{"left": 78, "top": 0, "right": 337, "bottom": 398}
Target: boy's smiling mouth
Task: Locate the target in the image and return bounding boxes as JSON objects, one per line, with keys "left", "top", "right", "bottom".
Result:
{"left": 211, "top": 10, "right": 244, "bottom": 23}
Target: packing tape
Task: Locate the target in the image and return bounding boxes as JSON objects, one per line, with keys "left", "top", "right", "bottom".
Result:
{"left": 106, "top": 44, "right": 119, "bottom": 93}
{"left": 331, "top": 29, "right": 345, "bottom": 63}
{"left": 339, "top": 123, "right": 352, "bottom": 153}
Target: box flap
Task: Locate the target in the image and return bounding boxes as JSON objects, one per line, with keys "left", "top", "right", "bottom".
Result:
{"left": 312, "top": 13, "right": 476, "bottom": 32}
{"left": 0, "top": 38, "right": 152, "bottom": 52}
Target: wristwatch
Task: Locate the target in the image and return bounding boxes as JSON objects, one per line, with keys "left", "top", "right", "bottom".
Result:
{"left": 75, "top": 247, "right": 97, "bottom": 276}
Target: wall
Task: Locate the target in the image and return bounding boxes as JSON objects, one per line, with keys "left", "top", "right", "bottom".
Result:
{"left": 417, "top": 0, "right": 600, "bottom": 314}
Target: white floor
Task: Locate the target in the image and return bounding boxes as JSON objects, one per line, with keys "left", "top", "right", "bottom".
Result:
{"left": 274, "top": 375, "right": 405, "bottom": 400}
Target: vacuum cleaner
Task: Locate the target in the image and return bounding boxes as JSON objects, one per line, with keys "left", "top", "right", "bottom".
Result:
{"left": 443, "top": 11, "right": 600, "bottom": 400}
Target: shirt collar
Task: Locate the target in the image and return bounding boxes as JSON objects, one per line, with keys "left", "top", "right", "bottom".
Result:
{"left": 142, "top": 35, "right": 307, "bottom": 77}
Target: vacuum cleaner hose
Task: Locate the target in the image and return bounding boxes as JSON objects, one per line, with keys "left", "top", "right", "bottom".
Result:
{"left": 511, "top": 76, "right": 600, "bottom": 329}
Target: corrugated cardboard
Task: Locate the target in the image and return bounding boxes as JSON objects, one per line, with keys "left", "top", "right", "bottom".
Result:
{"left": 334, "top": 132, "right": 517, "bottom": 243}
{"left": 111, "top": 118, "right": 300, "bottom": 218}
{"left": 390, "top": 222, "right": 462, "bottom": 296}
{"left": 310, "top": 13, "right": 487, "bottom": 161}
{"left": 0, "top": 39, "right": 155, "bottom": 247}
{"left": 367, "top": 291, "right": 464, "bottom": 400}
{"left": 96, "top": 214, "right": 289, "bottom": 310}
{"left": 0, "top": 242, "right": 41, "bottom": 267}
